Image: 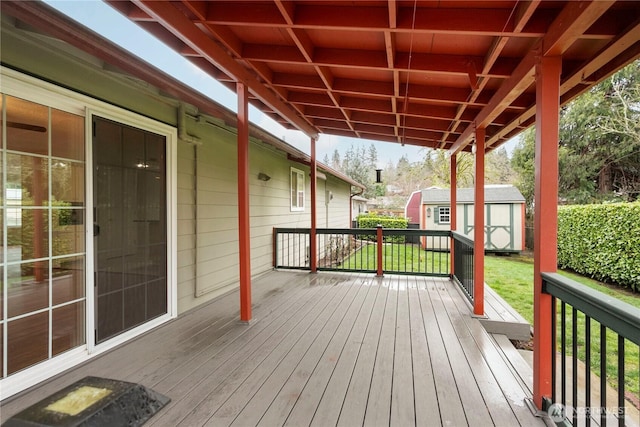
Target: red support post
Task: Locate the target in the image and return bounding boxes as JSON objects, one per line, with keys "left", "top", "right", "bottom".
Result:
{"left": 473, "top": 127, "right": 485, "bottom": 316}
{"left": 237, "top": 82, "right": 252, "bottom": 322}
{"left": 450, "top": 154, "right": 457, "bottom": 275}
{"left": 533, "top": 55, "right": 561, "bottom": 409}
{"left": 376, "top": 225, "right": 383, "bottom": 277}
{"left": 310, "top": 137, "right": 317, "bottom": 273}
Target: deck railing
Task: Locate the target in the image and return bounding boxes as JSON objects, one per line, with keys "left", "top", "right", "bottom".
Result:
{"left": 452, "top": 232, "right": 475, "bottom": 304}
{"left": 273, "top": 227, "right": 451, "bottom": 276}
{"left": 542, "top": 273, "right": 640, "bottom": 426}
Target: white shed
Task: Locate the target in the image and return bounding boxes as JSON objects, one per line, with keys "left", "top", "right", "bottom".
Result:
{"left": 420, "top": 185, "right": 526, "bottom": 252}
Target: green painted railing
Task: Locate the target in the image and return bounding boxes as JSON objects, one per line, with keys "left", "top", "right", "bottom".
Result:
{"left": 273, "top": 227, "right": 452, "bottom": 276}
{"left": 542, "top": 272, "right": 640, "bottom": 426}
{"left": 452, "top": 232, "right": 475, "bottom": 304}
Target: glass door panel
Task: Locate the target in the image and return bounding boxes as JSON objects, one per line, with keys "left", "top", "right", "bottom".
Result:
{"left": 1, "top": 93, "right": 85, "bottom": 381}
{"left": 93, "top": 117, "right": 167, "bottom": 343}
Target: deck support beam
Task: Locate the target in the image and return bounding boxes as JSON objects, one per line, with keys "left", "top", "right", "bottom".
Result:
{"left": 450, "top": 153, "right": 457, "bottom": 275}
{"left": 473, "top": 128, "right": 485, "bottom": 316}
{"left": 310, "top": 137, "right": 318, "bottom": 273}
{"left": 237, "top": 82, "right": 252, "bottom": 322}
{"left": 533, "top": 55, "right": 561, "bottom": 409}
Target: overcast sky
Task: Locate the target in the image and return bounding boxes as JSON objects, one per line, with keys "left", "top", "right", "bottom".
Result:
{"left": 43, "top": 0, "right": 435, "bottom": 168}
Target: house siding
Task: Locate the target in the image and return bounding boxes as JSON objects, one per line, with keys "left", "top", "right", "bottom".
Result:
{"left": 1, "top": 21, "right": 354, "bottom": 330}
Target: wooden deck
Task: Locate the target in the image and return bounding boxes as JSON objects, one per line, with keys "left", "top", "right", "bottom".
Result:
{"left": 481, "top": 283, "right": 532, "bottom": 341}
{"left": 1, "top": 271, "right": 546, "bottom": 426}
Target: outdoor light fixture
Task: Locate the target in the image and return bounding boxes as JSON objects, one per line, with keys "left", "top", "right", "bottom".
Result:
{"left": 375, "top": 169, "right": 383, "bottom": 184}
{"left": 257, "top": 172, "right": 271, "bottom": 181}
{"left": 427, "top": 207, "right": 432, "bottom": 217}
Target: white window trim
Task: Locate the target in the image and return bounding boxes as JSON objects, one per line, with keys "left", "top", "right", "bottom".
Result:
{"left": 0, "top": 66, "right": 178, "bottom": 400}
{"left": 438, "top": 206, "right": 451, "bottom": 224}
{"left": 290, "top": 167, "right": 305, "bottom": 212}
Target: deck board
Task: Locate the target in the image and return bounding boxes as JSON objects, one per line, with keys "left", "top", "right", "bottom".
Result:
{"left": 429, "top": 279, "right": 496, "bottom": 426}
{"left": 335, "top": 276, "right": 389, "bottom": 427}
{"left": 417, "top": 278, "right": 469, "bottom": 426}
{"left": 1, "top": 271, "right": 546, "bottom": 427}
{"left": 390, "top": 276, "right": 415, "bottom": 427}
{"left": 305, "top": 277, "right": 379, "bottom": 427}
{"left": 436, "top": 280, "right": 524, "bottom": 426}
{"left": 363, "top": 275, "right": 397, "bottom": 427}
{"left": 407, "top": 277, "right": 441, "bottom": 426}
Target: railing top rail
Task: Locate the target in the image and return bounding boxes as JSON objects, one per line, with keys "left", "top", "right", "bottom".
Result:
{"left": 274, "top": 228, "right": 311, "bottom": 233}
{"left": 542, "top": 272, "right": 640, "bottom": 346}
{"left": 381, "top": 229, "right": 451, "bottom": 237}
{"left": 451, "top": 231, "right": 474, "bottom": 247}
{"left": 275, "top": 227, "right": 454, "bottom": 237}
{"left": 316, "top": 228, "right": 376, "bottom": 235}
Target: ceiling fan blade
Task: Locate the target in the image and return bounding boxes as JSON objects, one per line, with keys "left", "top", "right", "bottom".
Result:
{"left": 6, "top": 121, "right": 47, "bottom": 133}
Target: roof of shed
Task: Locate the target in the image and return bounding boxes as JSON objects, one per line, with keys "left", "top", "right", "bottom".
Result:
{"left": 421, "top": 185, "right": 525, "bottom": 204}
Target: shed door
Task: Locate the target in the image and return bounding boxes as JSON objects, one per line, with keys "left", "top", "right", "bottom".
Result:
{"left": 93, "top": 117, "right": 167, "bottom": 343}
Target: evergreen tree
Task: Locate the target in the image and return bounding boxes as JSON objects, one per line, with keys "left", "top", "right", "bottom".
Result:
{"left": 512, "top": 60, "right": 640, "bottom": 207}
{"left": 511, "top": 129, "right": 535, "bottom": 217}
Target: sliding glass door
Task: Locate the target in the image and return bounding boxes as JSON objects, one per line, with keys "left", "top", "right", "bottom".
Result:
{"left": 1, "top": 94, "right": 86, "bottom": 377}
{"left": 93, "top": 117, "right": 167, "bottom": 343}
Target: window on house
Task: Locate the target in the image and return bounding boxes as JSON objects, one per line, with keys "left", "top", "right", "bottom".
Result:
{"left": 437, "top": 206, "right": 450, "bottom": 224}
{"left": 290, "top": 168, "right": 305, "bottom": 211}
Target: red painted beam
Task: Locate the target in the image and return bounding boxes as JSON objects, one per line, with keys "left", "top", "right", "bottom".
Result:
{"left": 450, "top": 153, "right": 457, "bottom": 276}
{"left": 237, "top": 82, "right": 252, "bottom": 322}
{"left": 242, "top": 44, "right": 515, "bottom": 78}
{"left": 131, "top": 0, "right": 319, "bottom": 138}
{"left": 450, "top": 1, "right": 614, "bottom": 154}
{"left": 376, "top": 226, "right": 384, "bottom": 277}
{"left": 533, "top": 55, "right": 562, "bottom": 410}
{"left": 272, "top": 73, "right": 326, "bottom": 91}
{"left": 304, "top": 106, "right": 348, "bottom": 121}
{"left": 205, "top": 2, "right": 286, "bottom": 26}
{"left": 310, "top": 137, "right": 318, "bottom": 273}
{"left": 473, "top": 128, "right": 485, "bottom": 316}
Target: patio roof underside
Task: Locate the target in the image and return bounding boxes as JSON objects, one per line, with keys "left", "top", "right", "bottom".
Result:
{"left": 107, "top": 0, "right": 640, "bottom": 154}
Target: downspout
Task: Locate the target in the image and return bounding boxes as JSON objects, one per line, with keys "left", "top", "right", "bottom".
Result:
{"left": 350, "top": 186, "right": 364, "bottom": 228}
{"left": 177, "top": 104, "right": 202, "bottom": 298}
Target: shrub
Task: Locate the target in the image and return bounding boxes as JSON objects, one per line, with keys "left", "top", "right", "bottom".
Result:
{"left": 557, "top": 202, "right": 640, "bottom": 292}
{"left": 357, "top": 214, "right": 408, "bottom": 229}
{"left": 356, "top": 214, "right": 408, "bottom": 243}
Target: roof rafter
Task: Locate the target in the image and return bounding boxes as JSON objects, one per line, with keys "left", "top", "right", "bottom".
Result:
{"left": 97, "top": 0, "right": 640, "bottom": 152}
{"left": 450, "top": 0, "right": 615, "bottom": 154}
{"left": 130, "top": 0, "right": 319, "bottom": 138}
{"left": 439, "top": 0, "right": 540, "bottom": 149}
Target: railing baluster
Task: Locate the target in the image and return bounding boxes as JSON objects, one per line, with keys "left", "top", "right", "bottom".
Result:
{"left": 585, "top": 315, "right": 591, "bottom": 427}
{"left": 431, "top": 236, "right": 435, "bottom": 274}
{"left": 572, "top": 307, "right": 578, "bottom": 426}
{"left": 561, "top": 301, "right": 567, "bottom": 409}
{"left": 409, "top": 236, "right": 413, "bottom": 272}
{"left": 552, "top": 296, "right": 557, "bottom": 404}
{"left": 274, "top": 227, "right": 465, "bottom": 278}
{"left": 601, "top": 324, "right": 606, "bottom": 427}
{"left": 541, "top": 273, "right": 639, "bottom": 427}
{"left": 618, "top": 335, "right": 624, "bottom": 427}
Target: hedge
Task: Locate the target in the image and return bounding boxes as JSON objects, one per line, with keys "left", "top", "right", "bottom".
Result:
{"left": 356, "top": 214, "right": 408, "bottom": 243}
{"left": 557, "top": 202, "right": 640, "bottom": 292}
{"left": 357, "top": 214, "right": 408, "bottom": 229}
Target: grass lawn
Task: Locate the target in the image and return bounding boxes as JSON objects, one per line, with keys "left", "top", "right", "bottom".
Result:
{"left": 345, "top": 243, "right": 450, "bottom": 275}
{"left": 485, "top": 254, "right": 640, "bottom": 400}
